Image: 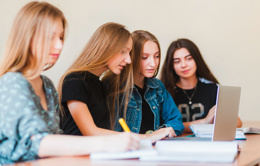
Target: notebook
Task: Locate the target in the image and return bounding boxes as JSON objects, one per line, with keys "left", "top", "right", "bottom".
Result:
{"left": 90, "top": 139, "right": 157, "bottom": 160}
{"left": 237, "top": 127, "right": 260, "bottom": 134}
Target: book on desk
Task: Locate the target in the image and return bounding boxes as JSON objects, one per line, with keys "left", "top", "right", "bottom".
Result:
{"left": 237, "top": 127, "right": 260, "bottom": 134}
{"left": 90, "top": 138, "right": 238, "bottom": 163}
{"left": 190, "top": 124, "right": 247, "bottom": 140}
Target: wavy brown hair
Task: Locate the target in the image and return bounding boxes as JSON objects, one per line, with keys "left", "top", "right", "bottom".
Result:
{"left": 58, "top": 22, "right": 133, "bottom": 129}
{"left": 160, "top": 38, "right": 219, "bottom": 98}
{"left": 0, "top": 1, "right": 67, "bottom": 80}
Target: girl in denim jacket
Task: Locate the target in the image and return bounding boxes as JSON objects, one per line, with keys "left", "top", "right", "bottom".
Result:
{"left": 113, "top": 30, "right": 184, "bottom": 138}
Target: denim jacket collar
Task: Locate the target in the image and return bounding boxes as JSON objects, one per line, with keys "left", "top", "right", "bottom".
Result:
{"left": 133, "top": 77, "right": 159, "bottom": 91}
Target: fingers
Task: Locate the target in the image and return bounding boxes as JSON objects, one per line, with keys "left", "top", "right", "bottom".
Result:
{"left": 122, "top": 132, "right": 140, "bottom": 151}
{"left": 146, "top": 127, "right": 176, "bottom": 143}
{"left": 164, "top": 127, "right": 176, "bottom": 137}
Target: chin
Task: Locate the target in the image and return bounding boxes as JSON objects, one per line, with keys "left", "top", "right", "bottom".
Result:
{"left": 112, "top": 70, "right": 121, "bottom": 75}
{"left": 144, "top": 75, "right": 153, "bottom": 78}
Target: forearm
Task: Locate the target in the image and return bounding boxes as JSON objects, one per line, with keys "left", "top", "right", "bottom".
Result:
{"left": 38, "top": 134, "right": 106, "bottom": 157}
{"left": 183, "top": 119, "right": 206, "bottom": 133}
{"left": 82, "top": 127, "right": 119, "bottom": 136}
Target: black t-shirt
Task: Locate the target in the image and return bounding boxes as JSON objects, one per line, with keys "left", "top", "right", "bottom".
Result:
{"left": 135, "top": 85, "right": 154, "bottom": 134}
{"left": 174, "top": 80, "right": 218, "bottom": 122}
{"left": 60, "top": 71, "right": 110, "bottom": 135}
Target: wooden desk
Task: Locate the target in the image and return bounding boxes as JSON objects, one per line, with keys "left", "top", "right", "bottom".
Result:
{"left": 10, "top": 121, "right": 260, "bottom": 166}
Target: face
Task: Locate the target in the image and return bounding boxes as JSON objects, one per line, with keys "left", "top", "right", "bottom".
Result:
{"left": 173, "top": 48, "right": 197, "bottom": 80}
{"left": 107, "top": 37, "right": 132, "bottom": 75}
{"left": 139, "top": 40, "right": 160, "bottom": 79}
{"left": 46, "top": 19, "right": 64, "bottom": 66}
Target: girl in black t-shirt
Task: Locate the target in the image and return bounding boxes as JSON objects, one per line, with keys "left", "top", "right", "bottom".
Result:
{"left": 160, "top": 38, "right": 242, "bottom": 132}
{"left": 58, "top": 22, "right": 133, "bottom": 136}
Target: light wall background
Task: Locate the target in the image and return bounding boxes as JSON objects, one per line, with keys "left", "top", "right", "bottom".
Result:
{"left": 0, "top": 0, "right": 259, "bottom": 121}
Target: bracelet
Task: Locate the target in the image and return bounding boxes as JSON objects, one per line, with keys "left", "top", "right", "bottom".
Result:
{"left": 145, "top": 130, "right": 154, "bottom": 134}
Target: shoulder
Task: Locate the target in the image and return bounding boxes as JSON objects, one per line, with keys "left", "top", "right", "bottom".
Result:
{"left": 0, "top": 72, "right": 28, "bottom": 84}
{"left": 0, "top": 72, "right": 30, "bottom": 91}
{"left": 198, "top": 78, "right": 218, "bottom": 92}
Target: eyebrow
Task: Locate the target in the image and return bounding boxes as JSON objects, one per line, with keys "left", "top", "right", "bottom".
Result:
{"left": 142, "top": 51, "right": 160, "bottom": 55}
{"left": 173, "top": 54, "right": 191, "bottom": 60}
{"left": 123, "top": 47, "right": 131, "bottom": 51}
{"left": 53, "top": 31, "right": 65, "bottom": 35}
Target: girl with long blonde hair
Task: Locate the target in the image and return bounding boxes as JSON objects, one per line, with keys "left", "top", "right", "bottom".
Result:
{"left": 58, "top": 22, "right": 133, "bottom": 135}
{"left": 0, "top": 2, "right": 139, "bottom": 164}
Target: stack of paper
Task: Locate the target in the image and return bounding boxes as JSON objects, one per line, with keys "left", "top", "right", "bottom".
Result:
{"left": 140, "top": 141, "right": 238, "bottom": 163}
{"left": 90, "top": 139, "right": 157, "bottom": 160}
{"left": 237, "top": 127, "right": 260, "bottom": 134}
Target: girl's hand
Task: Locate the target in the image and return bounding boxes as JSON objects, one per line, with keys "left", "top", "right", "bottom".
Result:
{"left": 145, "top": 127, "right": 176, "bottom": 143}
{"left": 104, "top": 132, "right": 140, "bottom": 152}
{"left": 204, "top": 105, "right": 216, "bottom": 124}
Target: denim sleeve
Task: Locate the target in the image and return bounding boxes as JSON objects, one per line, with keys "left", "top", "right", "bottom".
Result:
{"left": 158, "top": 80, "right": 184, "bottom": 135}
{"left": 0, "top": 73, "right": 50, "bottom": 163}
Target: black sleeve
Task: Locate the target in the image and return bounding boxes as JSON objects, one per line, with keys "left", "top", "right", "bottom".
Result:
{"left": 61, "top": 74, "right": 89, "bottom": 105}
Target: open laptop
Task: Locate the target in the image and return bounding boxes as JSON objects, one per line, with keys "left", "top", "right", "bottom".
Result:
{"left": 164, "top": 85, "right": 242, "bottom": 141}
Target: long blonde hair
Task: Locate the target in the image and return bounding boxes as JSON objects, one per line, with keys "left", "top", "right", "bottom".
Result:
{"left": 58, "top": 22, "right": 133, "bottom": 129}
{"left": 131, "top": 30, "right": 161, "bottom": 80}
{"left": 0, "top": 1, "right": 67, "bottom": 80}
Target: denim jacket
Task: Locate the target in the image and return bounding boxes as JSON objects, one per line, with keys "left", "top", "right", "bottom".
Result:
{"left": 114, "top": 78, "right": 184, "bottom": 135}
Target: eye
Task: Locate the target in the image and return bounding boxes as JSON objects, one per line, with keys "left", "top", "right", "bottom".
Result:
{"left": 142, "top": 56, "right": 148, "bottom": 60}
{"left": 121, "top": 50, "right": 126, "bottom": 54}
{"left": 173, "top": 60, "right": 180, "bottom": 64}
{"left": 187, "top": 56, "right": 193, "bottom": 61}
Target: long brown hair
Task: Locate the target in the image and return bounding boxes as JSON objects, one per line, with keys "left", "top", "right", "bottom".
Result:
{"left": 0, "top": 1, "right": 67, "bottom": 80}
{"left": 160, "top": 38, "right": 219, "bottom": 98}
{"left": 131, "top": 30, "right": 161, "bottom": 80}
{"left": 58, "top": 22, "right": 133, "bottom": 129}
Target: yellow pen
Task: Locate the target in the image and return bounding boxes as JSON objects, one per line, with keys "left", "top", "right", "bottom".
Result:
{"left": 119, "top": 118, "right": 130, "bottom": 132}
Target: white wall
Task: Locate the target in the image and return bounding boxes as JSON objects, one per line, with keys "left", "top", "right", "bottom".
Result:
{"left": 0, "top": 0, "right": 259, "bottom": 121}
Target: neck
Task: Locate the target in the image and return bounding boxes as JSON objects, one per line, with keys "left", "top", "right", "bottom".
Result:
{"left": 177, "top": 76, "right": 198, "bottom": 89}
{"left": 89, "top": 67, "right": 107, "bottom": 77}
{"left": 135, "top": 74, "right": 145, "bottom": 89}
{"left": 28, "top": 76, "right": 43, "bottom": 92}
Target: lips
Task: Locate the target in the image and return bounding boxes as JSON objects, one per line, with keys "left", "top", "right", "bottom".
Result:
{"left": 119, "top": 65, "right": 125, "bottom": 70}
{"left": 182, "top": 69, "right": 189, "bottom": 74}
{"left": 146, "top": 69, "right": 155, "bottom": 73}
{"left": 51, "top": 54, "right": 60, "bottom": 58}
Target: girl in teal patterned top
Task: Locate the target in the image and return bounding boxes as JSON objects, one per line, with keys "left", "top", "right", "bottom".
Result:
{"left": 0, "top": 1, "right": 140, "bottom": 164}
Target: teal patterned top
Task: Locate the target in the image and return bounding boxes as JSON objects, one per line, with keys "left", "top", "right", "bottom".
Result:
{"left": 0, "top": 72, "right": 60, "bottom": 164}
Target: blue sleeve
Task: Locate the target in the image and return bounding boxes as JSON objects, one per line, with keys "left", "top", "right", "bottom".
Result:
{"left": 0, "top": 73, "right": 51, "bottom": 163}
{"left": 158, "top": 80, "right": 184, "bottom": 135}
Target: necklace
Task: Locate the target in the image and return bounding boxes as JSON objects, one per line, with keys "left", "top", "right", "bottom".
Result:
{"left": 182, "top": 84, "right": 198, "bottom": 105}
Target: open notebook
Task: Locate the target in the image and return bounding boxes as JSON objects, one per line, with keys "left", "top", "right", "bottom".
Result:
{"left": 90, "top": 139, "right": 156, "bottom": 160}
{"left": 190, "top": 124, "right": 246, "bottom": 140}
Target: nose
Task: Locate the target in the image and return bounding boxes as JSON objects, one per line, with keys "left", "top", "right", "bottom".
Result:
{"left": 149, "top": 57, "right": 156, "bottom": 67}
{"left": 53, "top": 37, "right": 63, "bottom": 50}
{"left": 181, "top": 60, "right": 187, "bottom": 68}
{"left": 124, "top": 53, "right": 131, "bottom": 64}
